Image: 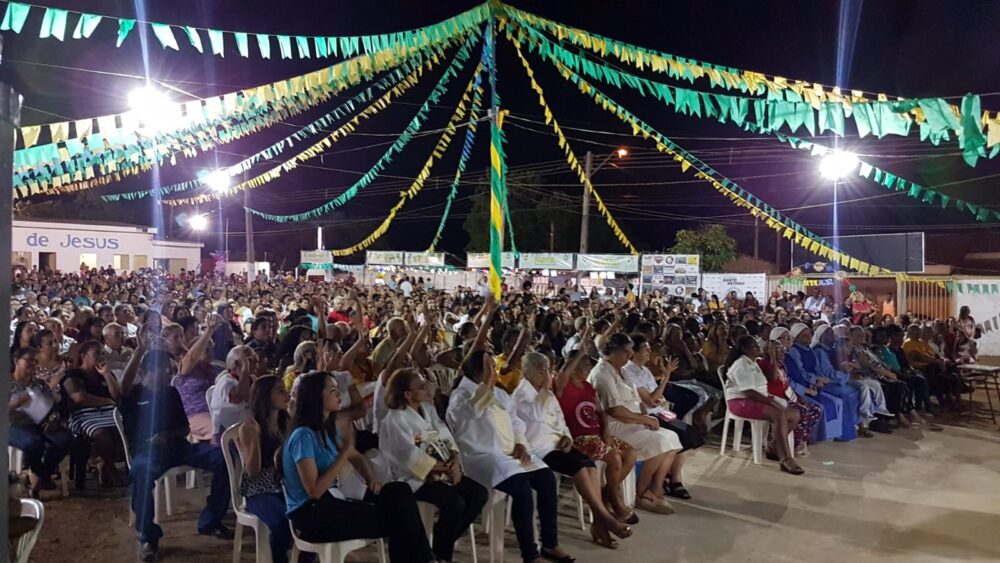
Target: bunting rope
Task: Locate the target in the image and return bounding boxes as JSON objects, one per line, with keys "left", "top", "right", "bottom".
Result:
{"left": 428, "top": 72, "right": 485, "bottom": 251}
{"left": 507, "top": 17, "right": 996, "bottom": 167}
{"left": 510, "top": 30, "right": 887, "bottom": 275}
{"left": 509, "top": 36, "right": 637, "bottom": 255}
{"left": 101, "top": 54, "right": 433, "bottom": 203}
{"left": 237, "top": 33, "right": 480, "bottom": 217}
{"left": 507, "top": 22, "right": 1000, "bottom": 223}
{"left": 331, "top": 64, "right": 486, "bottom": 256}
{"left": 1, "top": 1, "right": 487, "bottom": 60}
{"left": 12, "top": 31, "right": 472, "bottom": 197}
{"left": 502, "top": 2, "right": 1000, "bottom": 166}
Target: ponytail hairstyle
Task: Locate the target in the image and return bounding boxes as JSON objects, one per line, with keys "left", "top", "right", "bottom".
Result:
{"left": 723, "top": 335, "right": 759, "bottom": 376}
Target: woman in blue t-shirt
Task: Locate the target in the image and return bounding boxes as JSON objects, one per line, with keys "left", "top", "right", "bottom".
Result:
{"left": 281, "top": 371, "right": 434, "bottom": 563}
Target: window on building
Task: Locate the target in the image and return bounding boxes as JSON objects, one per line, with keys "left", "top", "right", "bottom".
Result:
{"left": 134, "top": 255, "right": 148, "bottom": 269}
{"left": 79, "top": 253, "right": 98, "bottom": 269}
{"left": 113, "top": 254, "right": 130, "bottom": 271}
{"left": 12, "top": 252, "right": 31, "bottom": 269}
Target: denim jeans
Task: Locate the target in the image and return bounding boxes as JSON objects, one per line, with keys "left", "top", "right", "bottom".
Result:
{"left": 9, "top": 424, "right": 74, "bottom": 478}
{"left": 245, "top": 492, "right": 291, "bottom": 563}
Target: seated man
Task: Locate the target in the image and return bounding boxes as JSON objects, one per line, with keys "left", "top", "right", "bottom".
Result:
{"left": 120, "top": 345, "right": 232, "bottom": 562}
{"left": 902, "top": 324, "right": 961, "bottom": 409}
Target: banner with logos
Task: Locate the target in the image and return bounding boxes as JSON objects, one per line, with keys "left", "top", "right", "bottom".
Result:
{"left": 519, "top": 253, "right": 574, "bottom": 270}
{"left": 366, "top": 250, "right": 404, "bottom": 265}
{"left": 639, "top": 254, "right": 700, "bottom": 297}
{"left": 954, "top": 279, "right": 1000, "bottom": 356}
{"left": 300, "top": 250, "right": 333, "bottom": 265}
{"left": 576, "top": 254, "right": 639, "bottom": 273}
{"left": 466, "top": 252, "right": 516, "bottom": 269}
{"left": 700, "top": 273, "right": 767, "bottom": 301}
{"left": 404, "top": 252, "right": 446, "bottom": 267}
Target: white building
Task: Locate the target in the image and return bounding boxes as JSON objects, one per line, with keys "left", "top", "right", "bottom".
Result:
{"left": 11, "top": 219, "right": 203, "bottom": 274}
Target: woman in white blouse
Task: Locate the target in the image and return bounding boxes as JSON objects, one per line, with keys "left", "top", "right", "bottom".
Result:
{"left": 380, "top": 368, "right": 488, "bottom": 563}
{"left": 513, "top": 353, "right": 632, "bottom": 550}
{"left": 723, "top": 336, "right": 804, "bottom": 475}
{"left": 447, "top": 350, "right": 575, "bottom": 563}
{"left": 588, "top": 333, "right": 681, "bottom": 515}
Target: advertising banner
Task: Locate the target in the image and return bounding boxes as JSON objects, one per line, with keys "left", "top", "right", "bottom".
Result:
{"left": 576, "top": 254, "right": 639, "bottom": 273}
{"left": 366, "top": 250, "right": 404, "bottom": 265}
{"left": 519, "top": 253, "right": 574, "bottom": 270}
{"left": 639, "top": 254, "right": 700, "bottom": 297}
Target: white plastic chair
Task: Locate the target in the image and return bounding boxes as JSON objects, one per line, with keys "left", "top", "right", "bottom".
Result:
{"left": 717, "top": 368, "right": 794, "bottom": 464}
{"left": 9, "top": 446, "right": 71, "bottom": 497}
{"left": 220, "top": 423, "right": 272, "bottom": 563}
{"left": 417, "top": 500, "right": 478, "bottom": 563}
{"left": 289, "top": 528, "right": 386, "bottom": 563}
{"left": 13, "top": 498, "right": 44, "bottom": 563}
{"left": 113, "top": 408, "right": 203, "bottom": 523}
{"left": 484, "top": 490, "right": 509, "bottom": 563}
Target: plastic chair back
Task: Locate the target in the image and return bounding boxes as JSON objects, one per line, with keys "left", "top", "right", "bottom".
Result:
{"left": 14, "top": 498, "right": 44, "bottom": 563}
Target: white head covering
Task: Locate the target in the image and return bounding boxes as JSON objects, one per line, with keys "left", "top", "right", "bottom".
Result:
{"left": 789, "top": 322, "right": 810, "bottom": 341}
{"left": 769, "top": 326, "right": 790, "bottom": 342}
{"left": 811, "top": 324, "right": 832, "bottom": 347}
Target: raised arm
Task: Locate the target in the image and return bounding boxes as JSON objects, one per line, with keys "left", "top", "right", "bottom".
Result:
{"left": 182, "top": 314, "right": 221, "bottom": 375}
{"left": 463, "top": 298, "right": 498, "bottom": 365}
{"left": 555, "top": 324, "right": 591, "bottom": 397}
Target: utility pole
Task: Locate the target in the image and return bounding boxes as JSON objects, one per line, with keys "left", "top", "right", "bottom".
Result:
{"left": 244, "top": 185, "right": 255, "bottom": 268}
{"left": 549, "top": 220, "right": 555, "bottom": 252}
{"left": 580, "top": 150, "right": 593, "bottom": 254}
{"left": 753, "top": 216, "right": 759, "bottom": 271}
{"left": 0, "top": 40, "right": 20, "bottom": 560}
{"left": 775, "top": 228, "right": 781, "bottom": 271}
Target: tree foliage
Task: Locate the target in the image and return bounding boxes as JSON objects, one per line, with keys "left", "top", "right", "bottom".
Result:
{"left": 670, "top": 224, "right": 737, "bottom": 272}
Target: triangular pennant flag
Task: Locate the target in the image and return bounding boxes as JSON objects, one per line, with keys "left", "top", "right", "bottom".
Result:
{"left": 72, "top": 13, "right": 101, "bottom": 39}
{"left": 295, "top": 36, "right": 310, "bottom": 58}
{"left": 276, "top": 35, "right": 292, "bottom": 59}
{"left": 183, "top": 26, "right": 203, "bottom": 52}
{"left": 117, "top": 19, "right": 136, "bottom": 47}
{"left": 207, "top": 29, "right": 224, "bottom": 56}
{"left": 234, "top": 32, "right": 249, "bottom": 57}
{"left": 150, "top": 23, "right": 179, "bottom": 50}
{"left": 1, "top": 2, "right": 30, "bottom": 33}
{"left": 39, "top": 7, "right": 68, "bottom": 41}
{"left": 255, "top": 34, "right": 271, "bottom": 58}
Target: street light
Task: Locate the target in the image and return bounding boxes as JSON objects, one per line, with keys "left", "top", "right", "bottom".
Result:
{"left": 127, "top": 85, "right": 173, "bottom": 131}
{"left": 819, "top": 150, "right": 859, "bottom": 180}
{"left": 202, "top": 170, "right": 232, "bottom": 192}
{"left": 188, "top": 214, "right": 208, "bottom": 231}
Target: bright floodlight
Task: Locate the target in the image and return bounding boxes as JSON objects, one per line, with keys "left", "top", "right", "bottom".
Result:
{"left": 616, "top": 148, "right": 628, "bottom": 157}
{"left": 203, "top": 170, "right": 231, "bottom": 192}
{"left": 188, "top": 214, "right": 208, "bottom": 231}
{"left": 128, "top": 85, "right": 173, "bottom": 130}
{"left": 819, "top": 151, "right": 859, "bottom": 180}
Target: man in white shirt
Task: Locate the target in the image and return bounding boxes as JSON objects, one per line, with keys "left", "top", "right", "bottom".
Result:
{"left": 400, "top": 276, "right": 414, "bottom": 297}
{"left": 114, "top": 303, "right": 139, "bottom": 338}
{"left": 804, "top": 289, "right": 824, "bottom": 318}
{"left": 209, "top": 345, "right": 258, "bottom": 440}
{"left": 43, "top": 317, "right": 76, "bottom": 355}
{"left": 102, "top": 322, "right": 134, "bottom": 381}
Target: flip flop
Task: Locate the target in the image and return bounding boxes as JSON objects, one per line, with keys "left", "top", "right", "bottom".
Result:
{"left": 666, "top": 482, "right": 692, "bottom": 500}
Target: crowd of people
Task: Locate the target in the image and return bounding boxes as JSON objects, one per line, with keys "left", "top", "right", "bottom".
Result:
{"left": 7, "top": 266, "right": 982, "bottom": 562}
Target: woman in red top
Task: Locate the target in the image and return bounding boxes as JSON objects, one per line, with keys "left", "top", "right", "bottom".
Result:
{"left": 556, "top": 327, "right": 638, "bottom": 527}
{"left": 756, "top": 329, "right": 822, "bottom": 456}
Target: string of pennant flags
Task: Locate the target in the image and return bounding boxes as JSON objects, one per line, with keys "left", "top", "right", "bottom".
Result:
{"left": 239, "top": 32, "right": 479, "bottom": 219}
{"left": 504, "top": 21, "right": 1000, "bottom": 224}
{"left": 0, "top": 1, "right": 487, "bottom": 61}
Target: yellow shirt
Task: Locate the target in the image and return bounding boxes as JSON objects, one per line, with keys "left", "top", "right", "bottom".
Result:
{"left": 902, "top": 338, "right": 934, "bottom": 370}
{"left": 495, "top": 353, "right": 521, "bottom": 395}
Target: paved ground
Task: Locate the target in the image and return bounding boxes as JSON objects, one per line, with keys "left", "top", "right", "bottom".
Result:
{"left": 28, "top": 392, "right": 1000, "bottom": 563}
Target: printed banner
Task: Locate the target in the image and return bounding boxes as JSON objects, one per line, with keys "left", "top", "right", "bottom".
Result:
{"left": 405, "top": 252, "right": 446, "bottom": 267}
{"left": 300, "top": 250, "right": 332, "bottom": 265}
{"left": 519, "top": 253, "right": 574, "bottom": 270}
{"left": 700, "top": 273, "right": 767, "bottom": 301}
{"left": 639, "top": 254, "right": 700, "bottom": 297}
{"left": 576, "top": 254, "right": 639, "bottom": 272}
{"left": 467, "top": 252, "right": 516, "bottom": 269}
{"left": 366, "top": 251, "right": 404, "bottom": 266}
{"left": 953, "top": 279, "right": 1000, "bottom": 356}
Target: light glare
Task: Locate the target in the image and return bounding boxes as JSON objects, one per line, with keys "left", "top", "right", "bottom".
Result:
{"left": 128, "top": 86, "right": 174, "bottom": 131}
{"left": 819, "top": 151, "right": 859, "bottom": 180}
{"left": 188, "top": 214, "right": 208, "bottom": 231}
{"left": 203, "top": 170, "right": 232, "bottom": 192}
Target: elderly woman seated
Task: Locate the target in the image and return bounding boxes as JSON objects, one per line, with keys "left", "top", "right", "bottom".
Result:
{"left": 589, "top": 333, "right": 682, "bottom": 514}
{"left": 514, "top": 352, "right": 632, "bottom": 549}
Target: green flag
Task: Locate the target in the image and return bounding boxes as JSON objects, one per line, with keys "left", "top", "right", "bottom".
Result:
{"left": 256, "top": 34, "right": 271, "bottom": 59}
{"left": 72, "top": 13, "right": 102, "bottom": 39}
{"left": 208, "top": 29, "right": 224, "bottom": 56}
{"left": 151, "top": 23, "right": 179, "bottom": 50}
{"left": 277, "top": 35, "right": 292, "bottom": 59}
{"left": 1, "top": 3, "right": 30, "bottom": 33}
{"left": 117, "top": 19, "right": 136, "bottom": 47}
{"left": 184, "top": 26, "right": 203, "bottom": 52}
{"left": 39, "top": 7, "right": 68, "bottom": 41}
{"left": 234, "top": 32, "right": 249, "bottom": 57}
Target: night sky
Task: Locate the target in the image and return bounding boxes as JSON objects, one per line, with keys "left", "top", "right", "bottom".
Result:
{"left": 5, "top": 0, "right": 1000, "bottom": 270}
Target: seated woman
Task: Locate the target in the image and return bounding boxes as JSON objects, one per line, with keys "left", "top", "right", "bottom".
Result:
{"left": 236, "top": 375, "right": 292, "bottom": 563}
{"left": 589, "top": 333, "right": 681, "bottom": 514}
{"left": 63, "top": 340, "right": 124, "bottom": 486}
{"left": 722, "top": 336, "right": 804, "bottom": 475}
{"left": 447, "top": 350, "right": 574, "bottom": 563}
{"left": 758, "top": 329, "right": 822, "bottom": 456}
{"left": 623, "top": 335, "right": 703, "bottom": 499}
{"left": 281, "top": 341, "right": 316, "bottom": 392}
{"left": 282, "top": 371, "right": 433, "bottom": 563}
{"left": 381, "top": 368, "right": 488, "bottom": 563}
{"left": 31, "top": 329, "right": 68, "bottom": 391}
{"left": 9, "top": 347, "right": 74, "bottom": 497}
{"left": 556, "top": 337, "right": 638, "bottom": 528}
{"left": 515, "top": 352, "right": 632, "bottom": 550}
{"left": 174, "top": 315, "right": 225, "bottom": 442}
